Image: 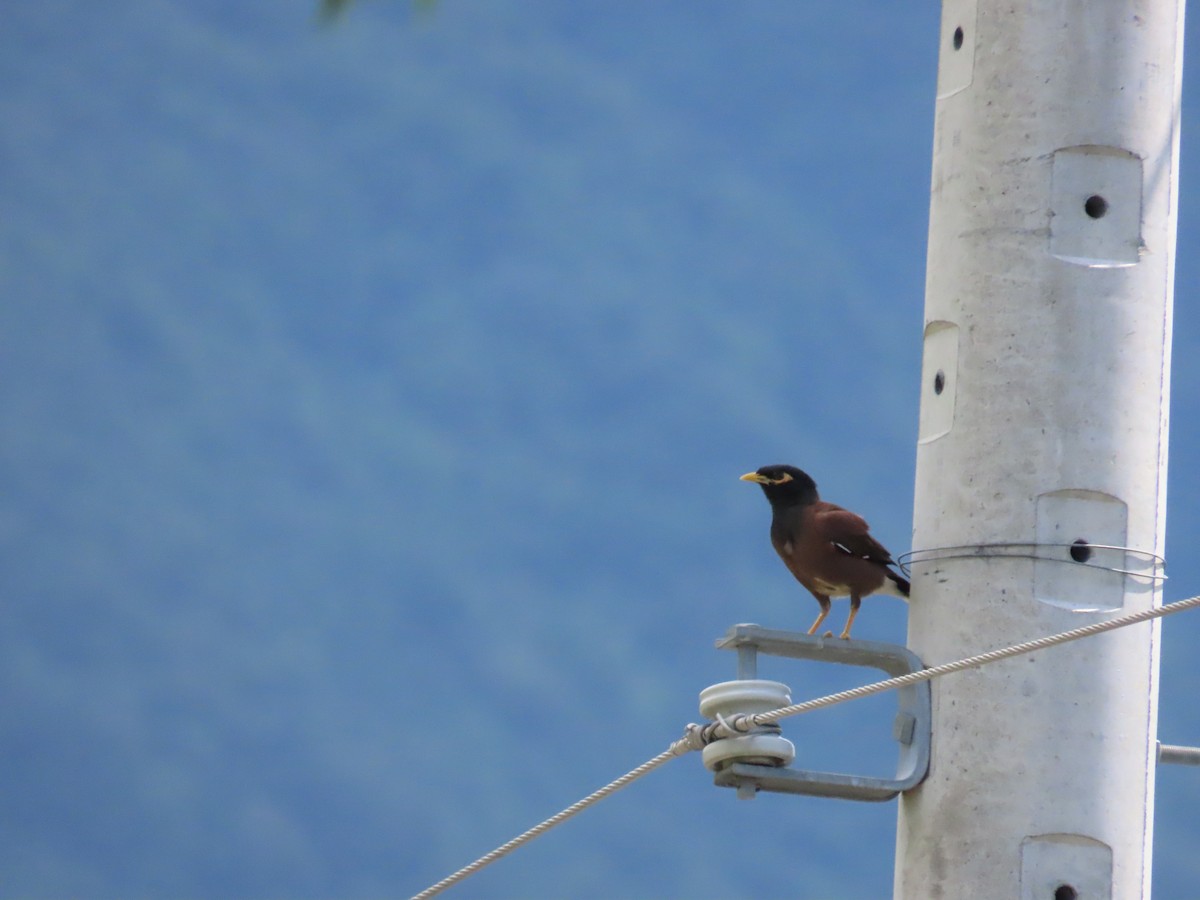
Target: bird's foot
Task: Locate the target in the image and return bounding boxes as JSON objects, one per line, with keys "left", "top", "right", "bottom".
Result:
{"left": 838, "top": 630, "right": 852, "bottom": 640}
{"left": 823, "top": 630, "right": 834, "bottom": 639}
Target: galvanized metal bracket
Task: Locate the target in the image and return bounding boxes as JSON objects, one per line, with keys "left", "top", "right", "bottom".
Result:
{"left": 711, "top": 623, "right": 931, "bottom": 802}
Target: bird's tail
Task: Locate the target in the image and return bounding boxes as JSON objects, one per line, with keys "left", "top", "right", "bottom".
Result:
{"left": 885, "top": 567, "right": 911, "bottom": 601}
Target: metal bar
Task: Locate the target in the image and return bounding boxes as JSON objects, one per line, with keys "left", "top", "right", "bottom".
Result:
{"left": 1158, "top": 743, "right": 1200, "bottom": 767}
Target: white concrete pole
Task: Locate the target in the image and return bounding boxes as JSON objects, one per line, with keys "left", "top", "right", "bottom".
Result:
{"left": 897, "top": 1, "right": 1185, "bottom": 897}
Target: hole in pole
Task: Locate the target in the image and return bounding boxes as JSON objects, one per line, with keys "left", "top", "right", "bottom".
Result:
{"left": 1054, "top": 885, "right": 1078, "bottom": 900}
{"left": 1084, "top": 194, "right": 1109, "bottom": 219}
{"left": 952, "top": 26, "right": 964, "bottom": 49}
{"left": 1069, "top": 539, "right": 1093, "bottom": 563}
{"left": 933, "top": 370, "right": 946, "bottom": 395}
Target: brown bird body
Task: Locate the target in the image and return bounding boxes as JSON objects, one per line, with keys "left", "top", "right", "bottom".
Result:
{"left": 742, "top": 464, "right": 909, "bottom": 639}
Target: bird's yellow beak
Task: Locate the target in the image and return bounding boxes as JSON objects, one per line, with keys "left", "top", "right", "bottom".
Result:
{"left": 740, "top": 470, "right": 793, "bottom": 485}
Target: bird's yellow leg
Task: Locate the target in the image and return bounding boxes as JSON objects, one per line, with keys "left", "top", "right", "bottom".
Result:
{"left": 806, "top": 597, "right": 832, "bottom": 636}
{"left": 839, "top": 596, "right": 862, "bottom": 640}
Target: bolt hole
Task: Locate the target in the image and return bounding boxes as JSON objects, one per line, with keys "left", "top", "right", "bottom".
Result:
{"left": 1069, "top": 540, "right": 1093, "bottom": 563}
{"left": 1054, "top": 885, "right": 1078, "bottom": 900}
{"left": 953, "top": 26, "right": 964, "bottom": 50}
{"left": 1084, "top": 194, "right": 1109, "bottom": 219}
{"left": 933, "top": 370, "right": 946, "bottom": 395}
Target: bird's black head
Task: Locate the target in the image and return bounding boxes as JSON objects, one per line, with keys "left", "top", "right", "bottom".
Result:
{"left": 739, "top": 464, "right": 819, "bottom": 508}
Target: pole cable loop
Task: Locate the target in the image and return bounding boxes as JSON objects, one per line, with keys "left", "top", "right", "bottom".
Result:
{"left": 897, "top": 542, "right": 1166, "bottom": 581}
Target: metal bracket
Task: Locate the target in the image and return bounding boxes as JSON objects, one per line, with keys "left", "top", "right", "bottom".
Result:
{"left": 711, "top": 623, "right": 931, "bottom": 802}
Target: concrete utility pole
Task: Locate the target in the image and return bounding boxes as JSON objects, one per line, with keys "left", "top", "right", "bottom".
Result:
{"left": 898, "top": 1, "right": 1185, "bottom": 898}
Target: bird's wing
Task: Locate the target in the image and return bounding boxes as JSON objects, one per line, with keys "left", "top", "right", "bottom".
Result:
{"left": 812, "top": 502, "right": 897, "bottom": 565}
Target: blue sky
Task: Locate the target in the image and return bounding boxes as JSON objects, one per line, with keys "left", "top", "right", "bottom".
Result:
{"left": 2, "top": 2, "right": 1199, "bottom": 897}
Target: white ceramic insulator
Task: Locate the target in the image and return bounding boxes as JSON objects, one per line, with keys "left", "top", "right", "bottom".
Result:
{"left": 698, "top": 680, "right": 796, "bottom": 771}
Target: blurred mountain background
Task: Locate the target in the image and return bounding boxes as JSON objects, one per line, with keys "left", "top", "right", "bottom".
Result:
{"left": 2, "top": 2, "right": 1198, "bottom": 897}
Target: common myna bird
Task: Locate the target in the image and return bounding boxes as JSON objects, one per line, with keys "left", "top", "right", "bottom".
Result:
{"left": 741, "top": 464, "right": 909, "bottom": 639}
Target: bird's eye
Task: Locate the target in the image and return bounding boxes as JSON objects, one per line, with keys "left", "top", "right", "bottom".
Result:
{"left": 770, "top": 472, "right": 794, "bottom": 485}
